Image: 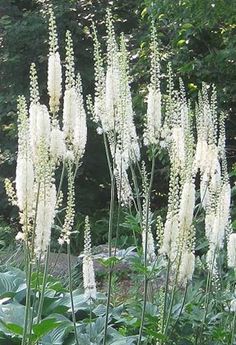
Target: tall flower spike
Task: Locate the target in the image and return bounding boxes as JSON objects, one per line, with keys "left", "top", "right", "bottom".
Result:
{"left": 104, "top": 10, "right": 119, "bottom": 131}
{"left": 73, "top": 73, "right": 87, "bottom": 159}
{"left": 15, "top": 96, "right": 35, "bottom": 214}
{"left": 34, "top": 183, "right": 57, "bottom": 258}
{"left": 144, "top": 22, "right": 162, "bottom": 146}
{"left": 63, "top": 30, "right": 77, "bottom": 141}
{"left": 30, "top": 63, "right": 40, "bottom": 105}
{"left": 83, "top": 216, "right": 97, "bottom": 300}
{"left": 65, "top": 30, "right": 75, "bottom": 89}
{"left": 178, "top": 251, "right": 195, "bottom": 286}
{"left": 50, "top": 120, "right": 66, "bottom": 162}
{"left": 178, "top": 181, "right": 195, "bottom": 230}
{"left": 59, "top": 161, "right": 75, "bottom": 245}
{"left": 118, "top": 34, "right": 140, "bottom": 163}
{"left": 48, "top": 7, "right": 62, "bottom": 115}
{"left": 92, "top": 23, "right": 106, "bottom": 127}
{"left": 141, "top": 163, "right": 156, "bottom": 262}
{"left": 29, "top": 64, "right": 51, "bottom": 160}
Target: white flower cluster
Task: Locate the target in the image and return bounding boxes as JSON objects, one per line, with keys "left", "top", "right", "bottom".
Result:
{"left": 63, "top": 32, "right": 87, "bottom": 160}
{"left": 10, "top": 10, "right": 88, "bottom": 259}
{"left": 227, "top": 233, "right": 236, "bottom": 268}
{"left": 144, "top": 26, "right": 162, "bottom": 146}
{"left": 92, "top": 13, "right": 139, "bottom": 207}
{"left": 141, "top": 165, "right": 156, "bottom": 263}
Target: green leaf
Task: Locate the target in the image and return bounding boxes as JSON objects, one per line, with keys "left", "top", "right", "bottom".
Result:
{"left": 0, "top": 302, "right": 26, "bottom": 328}
{"left": 2, "top": 322, "right": 23, "bottom": 336}
{"left": 0, "top": 269, "right": 25, "bottom": 297}
{"left": 33, "top": 318, "right": 62, "bottom": 339}
{"left": 177, "top": 39, "right": 186, "bottom": 47}
{"left": 97, "top": 256, "right": 121, "bottom": 267}
{"left": 141, "top": 8, "right": 147, "bottom": 18}
{"left": 41, "top": 314, "right": 73, "bottom": 345}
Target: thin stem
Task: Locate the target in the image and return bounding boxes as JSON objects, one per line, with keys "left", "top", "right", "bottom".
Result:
{"left": 103, "top": 133, "right": 116, "bottom": 345}
{"left": 230, "top": 312, "right": 236, "bottom": 345}
{"left": 197, "top": 250, "right": 216, "bottom": 345}
{"left": 21, "top": 259, "right": 33, "bottom": 345}
{"left": 114, "top": 200, "right": 121, "bottom": 256}
{"left": 67, "top": 242, "right": 79, "bottom": 345}
{"left": 89, "top": 298, "right": 92, "bottom": 343}
{"left": 57, "top": 162, "right": 65, "bottom": 200}
{"left": 137, "top": 154, "right": 156, "bottom": 345}
{"left": 36, "top": 246, "right": 50, "bottom": 323}
{"left": 161, "top": 258, "right": 171, "bottom": 336}
{"left": 170, "top": 282, "right": 188, "bottom": 335}
{"left": 103, "top": 174, "right": 115, "bottom": 344}
{"left": 130, "top": 164, "right": 142, "bottom": 218}
{"left": 163, "top": 254, "right": 182, "bottom": 340}
{"left": 164, "top": 278, "right": 177, "bottom": 337}
{"left": 22, "top": 183, "right": 41, "bottom": 345}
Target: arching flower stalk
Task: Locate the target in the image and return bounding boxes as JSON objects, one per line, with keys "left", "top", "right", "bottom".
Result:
{"left": 83, "top": 216, "right": 96, "bottom": 300}
{"left": 48, "top": 7, "right": 62, "bottom": 115}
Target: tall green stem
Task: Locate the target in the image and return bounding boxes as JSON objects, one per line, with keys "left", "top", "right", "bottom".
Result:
{"left": 22, "top": 259, "right": 33, "bottom": 345}
{"left": 36, "top": 246, "right": 50, "bottom": 323}
{"left": 161, "top": 258, "right": 171, "bottom": 336}
{"left": 196, "top": 250, "right": 216, "bottom": 345}
{"left": 230, "top": 312, "right": 236, "bottom": 345}
{"left": 103, "top": 133, "right": 116, "bottom": 345}
{"left": 170, "top": 282, "right": 188, "bottom": 336}
{"left": 137, "top": 154, "right": 155, "bottom": 345}
{"left": 67, "top": 242, "right": 79, "bottom": 345}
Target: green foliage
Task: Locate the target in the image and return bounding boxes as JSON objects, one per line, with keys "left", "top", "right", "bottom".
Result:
{"left": 0, "top": 240, "right": 234, "bottom": 344}
{"left": 140, "top": 0, "right": 236, "bottom": 146}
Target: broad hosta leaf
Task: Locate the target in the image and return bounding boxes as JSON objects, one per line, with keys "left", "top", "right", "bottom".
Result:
{"left": 92, "top": 304, "right": 106, "bottom": 316}
{"left": 32, "top": 318, "right": 63, "bottom": 339}
{"left": 40, "top": 314, "right": 73, "bottom": 345}
{"left": 0, "top": 269, "right": 25, "bottom": 297}
{"left": 110, "top": 336, "right": 137, "bottom": 345}
{"left": 45, "top": 290, "right": 86, "bottom": 314}
{"left": 0, "top": 301, "right": 26, "bottom": 328}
